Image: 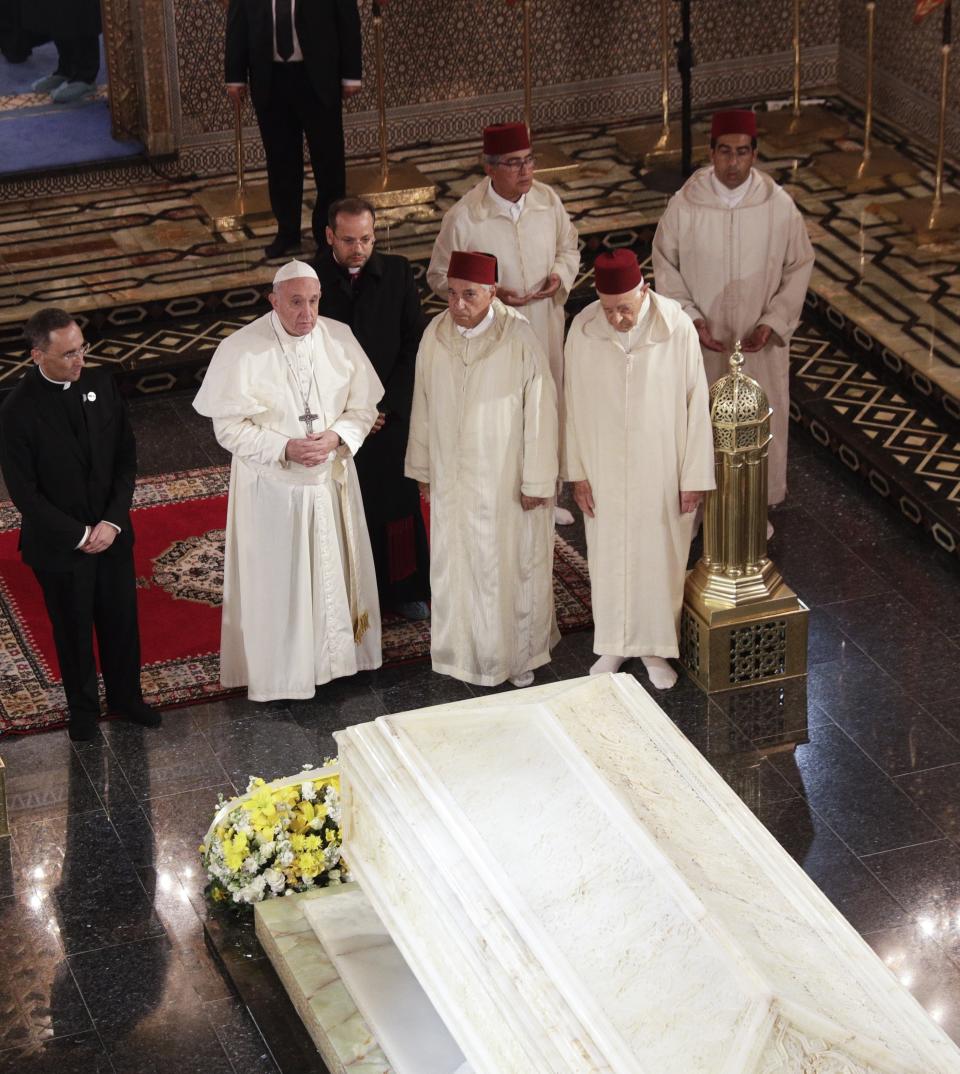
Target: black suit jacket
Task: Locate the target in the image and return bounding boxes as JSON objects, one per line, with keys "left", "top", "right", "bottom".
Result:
{"left": 225, "top": 0, "right": 362, "bottom": 111}
{"left": 316, "top": 248, "right": 425, "bottom": 525}
{"left": 0, "top": 368, "right": 136, "bottom": 571}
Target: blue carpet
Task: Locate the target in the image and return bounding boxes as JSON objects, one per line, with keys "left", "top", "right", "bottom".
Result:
{"left": 0, "top": 99, "right": 142, "bottom": 173}
{"left": 0, "top": 40, "right": 105, "bottom": 94}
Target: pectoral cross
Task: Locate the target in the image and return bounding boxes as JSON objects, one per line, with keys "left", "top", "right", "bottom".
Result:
{"left": 299, "top": 408, "right": 319, "bottom": 435}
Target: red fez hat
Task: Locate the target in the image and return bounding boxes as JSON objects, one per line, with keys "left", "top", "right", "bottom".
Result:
{"left": 594, "top": 249, "right": 643, "bottom": 295}
{"left": 448, "top": 250, "right": 498, "bottom": 286}
{"left": 710, "top": 109, "right": 757, "bottom": 140}
{"left": 482, "top": 121, "right": 530, "bottom": 157}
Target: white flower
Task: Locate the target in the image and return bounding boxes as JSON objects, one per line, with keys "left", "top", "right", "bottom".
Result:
{"left": 264, "top": 868, "right": 286, "bottom": 893}
{"left": 242, "top": 855, "right": 260, "bottom": 875}
{"left": 279, "top": 849, "right": 295, "bottom": 866}
{"left": 257, "top": 840, "right": 275, "bottom": 859}
{"left": 234, "top": 874, "right": 268, "bottom": 904}
{"left": 301, "top": 781, "right": 317, "bottom": 802}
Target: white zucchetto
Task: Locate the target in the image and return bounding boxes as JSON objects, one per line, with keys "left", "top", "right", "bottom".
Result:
{"left": 272, "top": 259, "right": 319, "bottom": 287}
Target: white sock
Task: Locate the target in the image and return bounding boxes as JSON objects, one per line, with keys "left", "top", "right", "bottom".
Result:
{"left": 590, "top": 655, "right": 625, "bottom": 675}
{"left": 509, "top": 671, "right": 535, "bottom": 688}
{"left": 641, "top": 656, "right": 678, "bottom": 690}
{"left": 554, "top": 505, "right": 575, "bottom": 526}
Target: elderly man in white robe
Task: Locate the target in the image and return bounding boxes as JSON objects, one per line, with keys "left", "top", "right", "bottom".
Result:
{"left": 652, "top": 109, "right": 814, "bottom": 535}
{"left": 193, "top": 260, "right": 384, "bottom": 702}
{"left": 426, "top": 121, "right": 579, "bottom": 527}
{"left": 406, "top": 250, "right": 559, "bottom": 689}
{"left": 563, "top": 250, "right": 714, "bottom": 691}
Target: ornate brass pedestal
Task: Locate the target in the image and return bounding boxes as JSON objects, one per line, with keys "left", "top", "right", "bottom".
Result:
{"left": 195, "top": 98, "right": 273, "bottom": 232}
{"left": 814, "top": 3, "right": 916, "bottom": 192}
{"left": 345, "top": 5, "right": 435, "bottom": 208}
{"left": 0, "top": 756, "right": 8, "bottom": 839}
{"left": 681, "top": 346, "right": 808, "bottom": 693}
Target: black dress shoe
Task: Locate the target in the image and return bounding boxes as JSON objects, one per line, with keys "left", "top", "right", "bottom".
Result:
{"left": 264, "top": 232, "right": 300, "bottom": 259}
{"left": 111, "top": 700, "right": 162, "bottom": 728}
{"left": 68, "top": 716, "right": 99, "bottom": 742}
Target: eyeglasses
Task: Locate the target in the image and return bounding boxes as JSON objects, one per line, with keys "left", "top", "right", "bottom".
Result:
{"left": 496, "top": 154, "right": 537, "bottom": 172}
{"left": 55, "top": 343, "right": 90, "bottom": 361}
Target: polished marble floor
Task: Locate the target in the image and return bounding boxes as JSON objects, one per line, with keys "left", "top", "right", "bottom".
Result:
{"left": 1, "top": 395, "right": 960, "bottom": 1072}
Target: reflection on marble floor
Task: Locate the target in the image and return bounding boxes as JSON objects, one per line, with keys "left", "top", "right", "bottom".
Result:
{"left": 0, "top": 394, "right": 959, "bottom": 1069}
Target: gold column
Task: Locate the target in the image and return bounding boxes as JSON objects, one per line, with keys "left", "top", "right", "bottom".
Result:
{"left": 616, "top": 0, "right": 708, "bottom": 166}
{"left": 758, "top": 0, "right": 847, "bottom": 148}
{"left": 347, "top": 3, "right": 436, "bottom": 207}
{"left": 882, "top": 3, "right": 960, "bottom": 243}
{"left": 516, "top": 0, "right": 578, "bottom": 182}
{"left": 680, "top": 345, "right": 808, "bottom": 693}
{"left": 814, "top": 2, "right": 917, "bottom": 191}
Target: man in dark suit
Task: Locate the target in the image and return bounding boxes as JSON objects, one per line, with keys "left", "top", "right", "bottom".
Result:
{"left": 0, "top": 309, "right": 161, "bottom": 742}
{"left": 225, "top": 0, "right": 363, "bottom": 259}
{"left": 315, "top": 196, "right": 430, "bottom": 620}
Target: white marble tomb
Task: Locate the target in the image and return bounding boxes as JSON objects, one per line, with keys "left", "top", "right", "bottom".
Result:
{"left": 328, "top": 672, "right": 960, "bottom": 1074}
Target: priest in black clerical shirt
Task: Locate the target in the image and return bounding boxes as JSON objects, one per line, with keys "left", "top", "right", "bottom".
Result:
{"left": 225, "top": 0, "right": 362, "bottom": 260}
{"left": 0, "top": 308, "right": 161, "bottom": 741}
{"left": 315, "top": 197, "right": 431, "bottom": 621}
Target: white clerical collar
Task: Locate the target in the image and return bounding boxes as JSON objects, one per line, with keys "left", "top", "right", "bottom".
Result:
{"left": 488, "top": 182, "right": 525, "bottom": 222}
{"left": 271, "top": 310, "right": 312, "bottom": 348}
{"left": 38, "top": 365, "right": 71, "bottom": 390}
{"left": 456, "top": 305, "right": 495, "bottom": 338}
{"left": 332, "top": 249, "right": 363, "bottom": 275}
{"left": 710, "top": 168, "right": 755, "bottom": 209}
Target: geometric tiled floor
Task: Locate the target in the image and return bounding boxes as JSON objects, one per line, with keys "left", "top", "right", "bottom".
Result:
{"left": 1, "top": 395, "right": 960, "bottom": 1071}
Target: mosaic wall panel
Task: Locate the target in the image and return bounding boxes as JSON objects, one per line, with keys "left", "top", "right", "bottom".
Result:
{"left": 174, "top": 0, "right": 841, "bottom": 139}
{"left": 838, "top": 0, "right": 960, "bottom": 156}
{"left": 171, "top": 0, "right": 841, "bottom": 163}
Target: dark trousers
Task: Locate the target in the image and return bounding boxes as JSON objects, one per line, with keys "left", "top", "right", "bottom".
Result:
{"left": 53, "top": 34, "right": 100, "bottom": 83}
{"left": 253, "top": 62, "right": 346, "bottom": 243}
{"left": 367, "top": 509, "right": 430, "bottom": 610}
{"left": 34, "top": 547, "right": 144, "bottom": 723}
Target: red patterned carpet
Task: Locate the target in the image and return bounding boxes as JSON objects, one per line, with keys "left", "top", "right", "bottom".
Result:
{"left": 0, "top": 465, "right": 593, "bottom": 734}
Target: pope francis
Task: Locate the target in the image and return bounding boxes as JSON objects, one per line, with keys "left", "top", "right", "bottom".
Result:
{"left": 193, "top": 260, "right": 384, "bottom": 702}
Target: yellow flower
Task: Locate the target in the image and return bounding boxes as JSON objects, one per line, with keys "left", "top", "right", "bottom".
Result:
{"left": 223, "top": 832, "right": 250, "bottom": 872}
{"left": 298, "top": 851, "right": 320, "bottom": 879}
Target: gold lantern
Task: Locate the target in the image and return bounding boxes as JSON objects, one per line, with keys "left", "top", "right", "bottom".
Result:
{"left": 680, "top": 344, "right": 808, "bottom": 692}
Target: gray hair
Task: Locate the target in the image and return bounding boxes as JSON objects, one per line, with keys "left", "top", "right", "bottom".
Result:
{"left": 482, "top": 153, "right": 502, "bottom": 167}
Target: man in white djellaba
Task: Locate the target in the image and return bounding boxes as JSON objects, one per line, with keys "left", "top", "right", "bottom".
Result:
{"left": 563, "top": 249, "right": 714, "bottom": 691}
{"left": 652, "top": 108, "right": 813, "bottom": 535}
{"left": 193, "top": 259, "right": 384, "bottom": 702}
{"left": 406, "top": 250, "right": 559, "bottom": 689}
{"left": 426, "top": 120, "right": 579, "bottom": 528}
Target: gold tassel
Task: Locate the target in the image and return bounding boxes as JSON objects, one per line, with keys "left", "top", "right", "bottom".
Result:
{"left": 354, "top": 610, "right": 370, "bottom": 645}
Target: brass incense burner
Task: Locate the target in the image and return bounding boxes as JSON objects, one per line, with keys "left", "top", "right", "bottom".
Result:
{"left": 681, "top": 344, "right": 808, "bottom": 692}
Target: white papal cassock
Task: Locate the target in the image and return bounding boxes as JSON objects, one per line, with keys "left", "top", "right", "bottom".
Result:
{"left": 652, "top": 167, "right": 814, "bottom": 505}
{"left": 426, "top": 178, "right": 580, "bottom": 396}
{"left": 405, "top": 300, "right": 559, "bottom": 686}
{"left": 563, "top": 291, "right": 715, "bottom": 659}
{"left": 193, "top": 312, "right": 384, "bottom": 701}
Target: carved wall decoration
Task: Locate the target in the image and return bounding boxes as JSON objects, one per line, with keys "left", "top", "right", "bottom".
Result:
{"left": 101, "top": 0, "right": 140, "bottom": 142}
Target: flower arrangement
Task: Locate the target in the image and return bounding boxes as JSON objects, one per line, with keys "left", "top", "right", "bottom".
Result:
{"left": 200, "top": 764, "right": 349, "bottom": 907}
